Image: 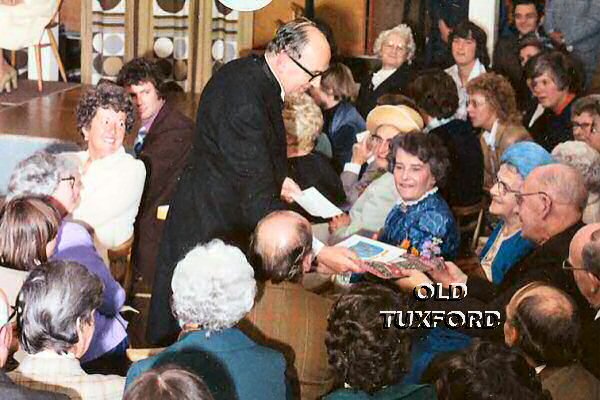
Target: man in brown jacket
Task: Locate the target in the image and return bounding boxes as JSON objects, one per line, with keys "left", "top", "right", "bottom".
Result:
{"left": 244, "top": 210, "right": 334, "bottom": 399}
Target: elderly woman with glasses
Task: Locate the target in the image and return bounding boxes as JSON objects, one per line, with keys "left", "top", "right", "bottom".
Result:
{"left": 6, "top": 153, "right": 129, "bottom": 375}
{"left": 355, "top": 24, "right": 416, "bottom": 118}
{"left": 552, "top": 141, "right": 600, "bottom": 224}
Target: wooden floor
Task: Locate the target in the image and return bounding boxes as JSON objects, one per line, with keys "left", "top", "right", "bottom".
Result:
{"left": 0, "top": 84, "right": 201, "bottom": 146}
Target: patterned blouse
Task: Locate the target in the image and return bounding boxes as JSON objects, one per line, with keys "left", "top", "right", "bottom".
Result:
{"left": 380, "top": 189, "right": 460, "bottom": 260}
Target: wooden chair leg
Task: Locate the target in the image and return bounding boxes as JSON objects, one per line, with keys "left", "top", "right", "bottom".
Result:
{"left": 471, "top": 208, "right": 485, "bottom": 251}
{"left": 46, "top": 28, "right": 67, "bottom": 82}
{"left": 34, "top": 45, "right": 43, "bottom": 92}
{"left": 10, "top": 50, "right": 16, "bottom": 68}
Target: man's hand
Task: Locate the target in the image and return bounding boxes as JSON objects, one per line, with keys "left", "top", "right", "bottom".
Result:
{"left": 328, "top": 213, "right": 351, "bottom": 233}
{"left": 392, "top": 268, "right": 433, "bottom": 292}
{"left": 549, "top": 31, "right": 565, "bottom": 46}
{"left": 426, "top": 261, "right": 467, "bottom": 289}
{"left": 280, "top": 177, "right": 301, "bottom": 203}
{"left": 315, "top": 246, "right": 363, "bottom": 274}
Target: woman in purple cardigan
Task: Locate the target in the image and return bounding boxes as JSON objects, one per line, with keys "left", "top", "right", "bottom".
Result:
{"left": 6, "top": 151, "right": 129, "bottom": 375}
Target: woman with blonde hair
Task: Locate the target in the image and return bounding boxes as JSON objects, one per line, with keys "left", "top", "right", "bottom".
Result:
{"left": 285, "top": 92, "right": 345, "bottom": 222}
{"left": 356, "top": 24, "right": 416, "bottom": 118}
{"left": 467, "top": 72, "right": 531, "bottom": 190}
{"left": 308, "top": 63, "right": 365, "bottom": 171}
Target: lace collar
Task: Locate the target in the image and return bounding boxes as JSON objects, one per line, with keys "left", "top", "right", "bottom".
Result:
{"left": 396, "top": 187, "right": 438, "bottom": 207}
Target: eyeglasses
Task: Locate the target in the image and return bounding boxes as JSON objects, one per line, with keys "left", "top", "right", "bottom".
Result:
{"left": 60, "top": 176, "right": 76, "bottom": 189}
{"left": 493, "top": 178, "right": 520, "bottom": 197}
{"left": 286, "top": 52, "right": 325, "bottom": 82}
{"left": 368, "top": 134, "right": 392, "bottom": 150}
{"left": 571, "top": 121, "right": 597, "bottom": 133}
{"left": 514, "top": 190, "right": 550, "bottom": 206}
{"left": 562, "top": 258, "right": 587, "bottom": 271}
{"left": 382, "top": 43, "right": 407, "bottom": 53}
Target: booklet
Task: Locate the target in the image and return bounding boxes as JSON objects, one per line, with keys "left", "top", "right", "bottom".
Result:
{"left": 292, "top": 187, "right": 344, "bottom": 219}
{"left": 335, "top": 234, "right": 405, "bottom": 263}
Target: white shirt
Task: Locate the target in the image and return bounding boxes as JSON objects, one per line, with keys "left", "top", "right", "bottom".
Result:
{"left": 595, "top": 309, "right": 600, "bottom": 321}
{"left": 71, "top": 147, "right": 146, "bottom": 249}
{"left": 372, "top": 68, "right": 397, "bottom": 90}
{"left": 445, "top": 59, "right": 486, "bottom": 120}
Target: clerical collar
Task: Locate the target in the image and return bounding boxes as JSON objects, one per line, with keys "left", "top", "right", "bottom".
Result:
{"left": 265, "top": 55, "right": 286, "bottom": 102}
{"left": 397, "top": 187, "right": 438, "bottom": 207}
{"left": 425, "top": 117, "right": 454, "bottom": 133}
{"left": 595, "top": 309, "right": 600, "bottom": 321}
{"left": 535, "top": 364, "right": 547, "bottom": 374}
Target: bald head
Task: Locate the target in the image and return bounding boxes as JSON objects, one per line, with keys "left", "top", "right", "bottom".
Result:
{"left": 530, "top": 164, "right": 588, "bottom": 211}
{"left": 250, "top": 211, "right": 312, "bottom": 283}
{"left": 569, "top": 223, "right": 600, "bottom": 307}
{"left": 506, "top": 283, "right": 579, "bottom": 366}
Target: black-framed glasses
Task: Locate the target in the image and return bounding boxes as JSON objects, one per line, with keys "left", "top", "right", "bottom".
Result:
{"left": 571, "top": 121, "right": 598, "bottom": 134}
{"left": 368, "top": 133, "right": 391, "bottom": 150}
{"left": 562, "top": 258, "right": 587, "bottom": 271}
{"left": 493, "top": 178, "right": 520, "bottom": 197}
{"left": 287, "top": 52, "right": 325, "bottom": 82}
{"left": 60, "top": 176, "right": 76, "bottom": 189}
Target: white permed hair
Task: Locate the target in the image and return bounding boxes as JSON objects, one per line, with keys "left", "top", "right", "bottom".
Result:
{"left": 373, "top": 24, "right": 416, "bottom": 64}
{"left": 171, "top": 239, "right": 256, "bottom": 332}
{"left": 552, "top": 141, "right": 600, "bottom": 194}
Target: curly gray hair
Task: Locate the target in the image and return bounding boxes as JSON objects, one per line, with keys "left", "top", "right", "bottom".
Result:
{"left": 6, "top": 151, "right": 79, "bottom": 201}
{"left": 171, "top": 239, "right": 256, "bottom": 332}
{"left": 552, "top": 141, "right": 600, "bottom": 194}
{"left": 373, "top": 24, "right": 416, "bottom": 64}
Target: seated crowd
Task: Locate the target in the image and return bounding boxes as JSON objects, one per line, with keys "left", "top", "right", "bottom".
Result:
{"left": 2, "top": 3, "right": 600, "bottom": 399}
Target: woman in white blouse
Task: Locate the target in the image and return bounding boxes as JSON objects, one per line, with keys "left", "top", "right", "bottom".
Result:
{"left": 355, "top": 24, "right": 416, "bottom": 118}
{"left": 445, "top": 20, "right": 490, "bottom": 120}
{"left": 72, "top": 83, "right": 146, "bottom": 250}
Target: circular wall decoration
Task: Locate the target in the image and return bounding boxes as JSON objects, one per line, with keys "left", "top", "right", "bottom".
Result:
{"left": 98, "top": 0, "right": 122, "bottom": 11}
{"left": 92, "top": 33, "right": 104, "bottom": 53}
{"left": 211, "top": 39, "right": 224, "bottom": 61}
{"left": 154, "top": 37, "right": 174, "bottom": 58}
{"left": 103, "top": 34, "right": 124, "bottom": 56}
{"left": 92, "top": 54, "right": 104, "bottom": 74}
{"left": 156, "top": 59, "right": 173, "bottom": 77}
{"left": 103, "top": 57, "right": 123, "bottom": 76}
{"left": 156, "top": 0, "right": 186, "bottom": 13}
{"left": 214, "top": 0, "right": 232, "bottom": 15}
{"left": 173, "top": 37, "right": 188, "bottom": 60}
{"left": 218, "top": 0, "right": 271, "bottom": 11}
{"left": 173, "top": 60, "right": 187, "bottom": 81}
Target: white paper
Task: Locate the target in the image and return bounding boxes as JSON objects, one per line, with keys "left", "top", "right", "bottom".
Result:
{"left": 292, "top": 187, "right": 343, "bottom": 219}
{"left": 335, "top": 234, "right": 406, "bottom": 262}
{"left": 356, "top": 130, "right": 369, "bottom": 143}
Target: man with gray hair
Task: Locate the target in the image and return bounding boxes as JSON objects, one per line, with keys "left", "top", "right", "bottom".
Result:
{"left": 8, "top": 260, "right": 125, "bottom": 399}
{"left": 566, "top": 223, "right": 600, "bottom": 379}
{"left": 149, "top": 18, "right": 360, "bottom": 345}
{"left": 244, "top": 210, "right": 334, "bottom": 399}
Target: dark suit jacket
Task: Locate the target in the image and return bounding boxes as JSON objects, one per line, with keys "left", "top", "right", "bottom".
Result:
{"left": 430, "top": 119, "right": 483, "bottom": 207}
{"left": 526, "top": 98, "right": 576, "bottom": 152}
{"left": 148, "top": 56, "right": 287, "bottom": 345}
{"left": 325, "top": 101, "right": 366, "bottom": 171}
{"left": 356, "top": 63, "right": 413, "bottom": 119}
{"left": 126, "top": 328, "right": 289, "bottom": 400}
{"left": 0, "top": 371, "right": 68, "bottom": 400}
{"left": 132, "top": 100, "right": 194, "bottom": 292}
{"left": 422, "top": 222, "right": 588, "bottom": 339}
{"left": 580, "top": 315, "right": 600, "bottom": 379}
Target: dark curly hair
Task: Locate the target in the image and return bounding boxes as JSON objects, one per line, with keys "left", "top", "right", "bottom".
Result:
{"left": 325, "top": 283, "right": 413, "bottom": 394}
{"left": 448, "top": 20, "right": 490, "bottom": 69}
{"left": 387, "top": 132, "right": 450, "bottom": 188}
{"left": 408, "top": 69, "right": 459, "bottom": 119}
{"left": 467, "top": 72, "right": 520, "bottom": 124}
{"left": 116, "top": 57, "right": 165, "bottom": 99}
{"left": 76, "top": 82, "right": 136, "bottom": 137}
{"left": 423, "top": 340, "right": 552, "bottom": 400}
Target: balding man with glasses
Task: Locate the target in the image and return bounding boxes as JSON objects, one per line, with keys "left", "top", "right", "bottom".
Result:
{"left": 566, "top": 223, "right": 600, "bottom": 379}
{"left": 572, "top": 95, "right": 600, "bottom": 153}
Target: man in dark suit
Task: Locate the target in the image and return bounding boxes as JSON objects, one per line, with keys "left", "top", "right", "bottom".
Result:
{"left": 504, "top": 283, "right": 600, "bottom": 400}
{"left": 117, "top": 58, "right": 194, "bottom": 346}
{"left": 395, "top": 164, "right": 590, "bottom": 340}
{"left": 148, "top": 19, "right": 360, "bottom": 345}
{"left": 567, "top": 223, "right": 600, "bottom": 379}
